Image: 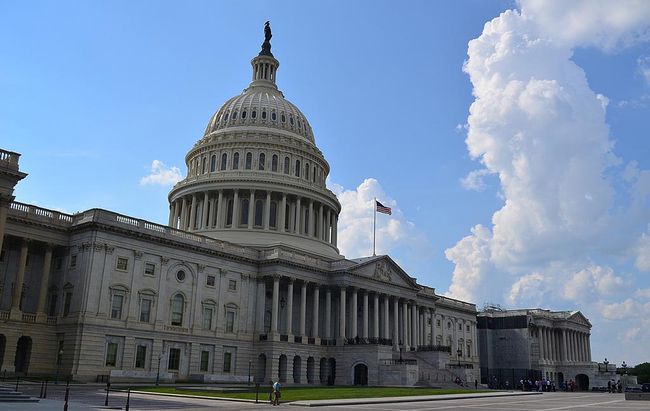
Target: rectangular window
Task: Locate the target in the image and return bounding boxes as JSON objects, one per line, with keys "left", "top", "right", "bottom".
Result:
{"left": 168, "top": 348, "right": 180, "bottom": 370}
{"left": 228, "top": 280, "right": 237, "bottom": 291}
{"left": 467, "top": 325, "right": 470, "bottom": 332}
{"left": 223, "top": 351, "right": 232, "bottom": 373}
{"left": 54, "top": 257, "right": 62, "bottom": 270}
{"left": 203, "top": 307, "right": 213, "bottom": 330}
{"left": 200, "top": 351, "right": 210, "bottom": 372}
{"left": 70, "top": 254, "right": 77, "bottom": 269}
{"left": 48, "top": 294, "right": 58, "bottom": 316}
{"left": 135, "top": 345, "right": 147, "bottom": 368}
{"left": 105, "top": 342, "right": 118, "bottom": 366}
{"left": 139, "top": 298, "right": 152, "bottom": 323}
{"left": 111, "top": 294, "right": 124, "bottom": 319}
{"left": 225, "top": 311, "right": 235, "bottom": 333}
{"left": 458, "top": 323, "right": 462, "bottom": 331}
{"left": 436, "top": 319, "right": 441, "bottom": 327}
{"left": 116, "top": 257, "right": 128, "bottom": 271}
{"left": 467, "top": 343, "right": 471, "bottom": 357}
{"left": 144, "top": 262, "right": 156, "bottom": 276}
{"left": 63, "top": 292, "right": 72, "bottom": 317}
{"left": 206, "top": 275, "right": 215, "bottom": 287}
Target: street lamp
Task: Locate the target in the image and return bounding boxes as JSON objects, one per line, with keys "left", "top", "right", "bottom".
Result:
{"left": 603, "top": 358, "right": 609, "bottom": 373}
{"left": 457, "top": 349, "right": 462, "bottom": 366}
{"left": 622, "top": 361, "right": 628, "bottom": 374}
{"left": 54, "top": 349, "right": 63, "bottom": 385}
{"left": 155, "top": 354, "right": 162, "bottom": 386}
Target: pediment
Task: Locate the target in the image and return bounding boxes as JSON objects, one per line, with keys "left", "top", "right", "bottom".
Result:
{"left": 348, "top": 256, "right": 418, "bottom": 289}
{"left": 568, "top": 311, "right": 591, "bottom": 327}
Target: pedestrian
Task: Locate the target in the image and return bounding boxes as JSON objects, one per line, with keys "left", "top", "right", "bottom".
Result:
{"left": 272, "top": 380, "right": 281, "bottom": 406}
{"left": 607, "top": 380, "right": 612, "bottom": 393}
{"left": 475, "top": 379, "right": 478, "bottom": 390}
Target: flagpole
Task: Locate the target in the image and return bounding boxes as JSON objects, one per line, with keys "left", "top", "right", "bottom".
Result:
{"left": 373, "top": 197, "right": 376, "bottom": 256}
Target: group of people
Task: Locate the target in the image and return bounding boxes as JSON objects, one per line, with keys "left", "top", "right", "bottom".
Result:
{"left": 607, "top": 379, "right": 623, "bottom": 393}
{"left": 519, "top": 379, "right": 556, "bottom": 392}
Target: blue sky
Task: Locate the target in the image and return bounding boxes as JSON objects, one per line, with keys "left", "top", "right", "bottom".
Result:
{"left": 2, "top": 1, "right": 650, "bottom": 366}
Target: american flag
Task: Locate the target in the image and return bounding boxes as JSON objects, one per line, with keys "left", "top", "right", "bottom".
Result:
{"left": 376, "top": 200, "right": 392, "bottom": 215}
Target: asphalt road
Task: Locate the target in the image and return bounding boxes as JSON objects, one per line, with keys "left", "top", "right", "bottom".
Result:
{"left": 1, "top": 384, "right": 649, "bottom": 411}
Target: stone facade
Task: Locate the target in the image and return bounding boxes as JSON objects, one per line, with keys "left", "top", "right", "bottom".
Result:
{"left": 0, "top": 30, "right": 480, "bottom": 386}
{"left": 477, "top": 308, "right": 615, "bottom": 390}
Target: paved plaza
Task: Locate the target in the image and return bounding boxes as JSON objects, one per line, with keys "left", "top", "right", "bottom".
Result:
{"left": 0, "top": 385, "right": 649, "bottom": 411}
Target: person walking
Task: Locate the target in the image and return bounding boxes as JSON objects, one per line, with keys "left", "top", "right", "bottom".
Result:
{"left": 475, "top": 379, "right": 478, "bottom": 390}
{"left": 272, "top": 380, "right": 281, "bottom": 406}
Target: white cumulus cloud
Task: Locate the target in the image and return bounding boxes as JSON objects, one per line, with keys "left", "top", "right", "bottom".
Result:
{"left": 140, "top": 160, "right": 183, "bottom": 186}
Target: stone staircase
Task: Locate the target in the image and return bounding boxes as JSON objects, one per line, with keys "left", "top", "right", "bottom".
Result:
{"left": 402, "top": 351, "right": 474, "bottom": 389}
{"left": 0, "top": 385, "right": 39, "bottom": 402}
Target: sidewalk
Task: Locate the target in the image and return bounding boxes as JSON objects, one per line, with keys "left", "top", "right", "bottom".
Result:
{"left": 289, "top": 391, "right": 542, "bottom": 407}
{"left": 0, "top": 399, "right": 113, "bottom": 411}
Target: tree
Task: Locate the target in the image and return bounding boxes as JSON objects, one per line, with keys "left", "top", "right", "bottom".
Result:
{"left": 631, "top": 362, "right": 650, "bottom": 384}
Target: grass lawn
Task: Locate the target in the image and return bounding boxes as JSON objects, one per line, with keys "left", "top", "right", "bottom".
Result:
{"left": 133, "top": 386, "right": 489, "bottom": 401}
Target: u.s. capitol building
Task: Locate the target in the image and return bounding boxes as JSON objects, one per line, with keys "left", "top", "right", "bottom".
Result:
{"left": 0, "top": 28, "right": 480, "bottom": 386}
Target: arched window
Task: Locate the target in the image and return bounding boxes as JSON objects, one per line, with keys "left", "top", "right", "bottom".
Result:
{"left": 305, "top": 163, "right": 310, "bottom": 180}
{"left": 225, "top": 113, "right": 229, "bottom": 121}
{"left": 289, "top": 115, "right": 294, "bottom": 126}
{"left": 226, "top": 199, "right": 233, "bottom": 226}
{"left": 262, "top": 110, "right": 267, "bottom": 120}
{"left": 202, "top": 157, "right": 207, "bottom": 174}
{"left": 313, "top": 166, "right": 316, "bottom": 182}
{"left": 270, "top": 201, "right": 278, "bottom": 228}
{"left": 281, "top": 113, "right": 286, "bottom": 123}
{"left": 295, "top": 160, "right": 301, "bottom": 177}
{"left": 259, "top": 153, "right": 265, "bottom": 171}
{"left": 221, "top": 153, "right": 227, "bottom": 171}
{"left": 240, "top": 199, "right": 249, "bottom": 226}
{"left": 245, "top": 152, "right": 252, "bottom": 170}
{"left": 252, "top": 110, "right": 257, "bottom": 119}
{"left": 232, "top": 111, "right": 238, "bottom": 120}
{"left": 233, "top": 152, "right": 239, "bottom": 170}
{"left": 254, "top": 200, "right": 263, "bottom": 226}
{"left": 241, "top": 110, "right": 247, "bottom": 119}
{"left": 271, "top": 112, "right": 277, "bottom": 121}
{"left": 272, "top": 155, "right": 278, "bottom": 172}
{"left": 284, "top": 157, "right": 290, "bottom": 174}
{"left": 210, "top": 155, "right": 217, "bottom": 172}
{"left": 171, "top": 294, "right": 184, "bottom": 326}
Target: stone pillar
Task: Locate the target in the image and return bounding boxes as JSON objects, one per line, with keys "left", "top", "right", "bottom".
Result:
{"left": 264, "top": 191, "right": 271, "bottom": 230}
{"left": 188, "top": 194, "right": 197, "bottom": 230}
{"left": 392, "top": 297, "right": 399, "bottom": 350}
{"left": 349, "top": 288, "right": 357, "bottom": 338}
{"left": 312, "top": 285, "right": 320, "bottom": 339}
{"left": 271, "top": 275, "right": 280, "bottom": 335}
{"left": 180, "top": 196, "right": 187, "bottom": 229}
{"left": 318, "top": 204, "right": 324, "bottom": 240}
{"left": 308, "top": 200, "right": 314, "bottom": 237}
{"left": 402, "top": 301, "right": 408, "bottom": 348}
{"left": 286, "top": 279, "right": 294, "bottom": 336}
{"left": 36, "top": 244, "right": 54, "bottom": 319}
{"left": 232, "top": 190, "right": 240, "bottom": 228}
{"left": 280, "top": 193, "right": 287, "bottom": 232}
{"left": 411, "top": 303, "right": 417, "bottom": 350}
{"left": 168, "top": 201, "right": 175, "bottom": 226}
{"left": 587, "top": 333, "right": 592, "bottom": 362}
{"left": 295, "top": 197, "right": 302, "bottom": 234}
{"left": 300, "top": 281, "right": 307, "bottom": 337}
{"left": 333, "top": 215, "right": 338, "bottom": 246}
{"left": 256, "top": 279, "right": 266, "bottom": 333}
{"left": 325, "top": 209, "right": 331, "bottom": 243}
{"left": 247, "top": 190, "right": 255, "bottom": 229}
{"left": 172, "top": 200, "right": 180, "bottom": 229}
{"left": 216, "top": 190, "right": 223, "bottom": 228}
{"left": 430, "top": 308, "right": 435, "bottom": 346}
{"left": 561, "top": 329, "right": 567, "bottom": 362}
{"left": 339, "top": 287, "right": 346, "bottom": 342}
{"left": 373, "top": 293, "right": 380, "bottom": 339}
{"left": 539, "top": 327, "right": 545, "bottom": 361}
{"left": 325, "top": 288, "right": 332, "bottom": 339}
{"left": 383, "top": 294, "right": 390, "bottom": 340}
{"left": 10, "top": 239, "right": 29, "bottom": 317}
{"left": 201, "top": 192, "right": 209, "bottom": 229}
{"left": 362, "top": 290, "right": 369, "bottom": 339}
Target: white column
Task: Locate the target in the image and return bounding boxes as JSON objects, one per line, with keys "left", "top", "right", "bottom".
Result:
{"left": 383, "top": 294, "right": 390, "bottom": 339}
{"left": 325, "top": 288, "right": 332, "bottom": 339}
{"left": 201, "top": 192, "right": 209, "bottom": 229}
{"left": 286, "top": 279, "right": 294, "bottom": 335}
{"left": 350, "top": 288, "right": 358, "bottom": 338}
{"left": 326, "top": 209, "right": 332, "bottom": 243}
{"left": 256, "top": 279, "right": 266, "bottom": 333}
{"left": 308, "top": 200, "right": 314, "bottom": 237}
{"left": 587, "top": 333, "right": 592, "bottom": 362}
{"left": 216, "top": 190, "right": 223, "bottom": 228}
{"left": 188, "top": 194, "right": 197, "bottom": 230}
{"left": 36, "top": 244, "right": 53, "bottom": 316}
{"left": 333, "top": 215, "right": 338, "bottom": 245}
{"left": 295, "top": 197, "right": 302, "bottom": 234}
{"left": 411, "top": 303, "right": 417, "bottom": 350}
{"left": 180, "top": 196, "right": 187, "bottom": 229}
{"left": 373, "top": 293, "right": 380, "bottom": 339}
{"left": 362, "top": 291, "right": 369, "bottom": 339}
{"left": 10, "top": 239, "right": 28, "bottom": 313}
{"left": 318, "top": 204, "right": 324, "bottom": 240}
{"left": 312, "top": 285, "right": 320, "bottom": 338}
{"left": 402, "top": 301, "right": 408, "bottom": 348}
{"left": 168, "top": 201, "right": 175, "bottom": 226}
{"left": 280, "top": 193, "right": 287, "bottom": 232}
{"left": 430, "top": 308, "right": 435, "bottom": 345}
{"left": 300, "top": 281, "right": 307, "bottom": 337}
{"left": 232, "top": 190, "right": 240, "bottom": 228}
{"left": 539, "top": 327, "right": 545, "bottom": 361}
{"left": 271, "top": 275, "right": 280, "bottom": 334}
{"left": 264, "top": 191, "right": 271, "bottom": 230}
{"left": 247, "top": 190, "right": 255, "bottom": 228}
{"left": 392, "top": 297, "right": 399, "bottom": 350}
{"left": 339, "top": 287, "right": 346, "bottom": 341}
{"left": 562, "top": 329, "right": 568, "bottom": 362}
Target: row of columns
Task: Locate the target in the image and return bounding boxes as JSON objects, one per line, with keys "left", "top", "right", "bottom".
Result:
{"left": 256, "top": 277, "right": 477, "bottom": 358}
{"left": 169, "top": 190, "right": 338, "bottom": 245}
{"left": 6, "top": 238, "right": 54, "bottom": 321}
{"left": 538, "top": 326, "right": 591, "bottom": 363}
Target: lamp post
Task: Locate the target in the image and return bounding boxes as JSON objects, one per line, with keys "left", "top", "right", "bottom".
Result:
{"left": 603, "top": 358, "right": 609, "bottom": 373}
{"left": 54, "top": 349, "right": 63, "bottom": 385}
{"left": 155, "top": 354, "right": 162, "bottom": 386}
{"left": 622, "top": 361, "right": 628, "bottom": 374}
{"left": 457, "top": 349, "right": 462, "bottom": 366}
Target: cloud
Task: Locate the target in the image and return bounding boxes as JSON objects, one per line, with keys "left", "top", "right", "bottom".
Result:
{"left": 333, "top": 178, "right": 433, "bottom": 269}
{"left": 638, "top": 55, "right": 650, "bottom": 85}
{"left": 139, "top": 160, "right": 183, "bottom": 186}
{"left": 460, "top": 169, "right": 492, "bottom": 191}
{"left": 598, "top": 299, "right": 637, "bottom": 320}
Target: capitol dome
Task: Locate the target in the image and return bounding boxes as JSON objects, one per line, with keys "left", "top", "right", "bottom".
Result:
{"left": 167, "top": 26, "right": 342, "bottom": 259}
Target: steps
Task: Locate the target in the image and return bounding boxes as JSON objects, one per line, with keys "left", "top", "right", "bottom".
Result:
{"left": 0, "top": 386, "right": 39, "bottom": 402}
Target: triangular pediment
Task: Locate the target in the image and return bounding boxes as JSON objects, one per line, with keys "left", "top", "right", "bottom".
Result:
{"left": 568, "top": 311, "right": 591, "bottom": 327}
{"left": 348, "top": 255, "right": 418, "bottom": 289}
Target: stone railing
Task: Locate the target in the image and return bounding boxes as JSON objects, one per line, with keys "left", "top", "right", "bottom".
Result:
{"left": 380, "top": 359, "right": 417, "bottom": 365}
{"left": 0, "top": 311, "right": 8, "bottom": 320}
{"left": 21, "top": 313, "right": 36, "bottom": 323}
{"left": 436, "top": 295, "right": 477, "bottom": 312}
{"left": 163, "top": 324, "right": 189, "bottom": 333}
{"left": 447, "top": 362, "right": 474, "bottom": 369}
{"left": 417, "top": 344, "right": 452, "bottom": 353}
{"left": 47, "top": 316, "right": 57, "bottom": 325}
{"left": 0, "top": 148, "right": 20, "bottom": 170}
{"left": 9, "top": 202, "right": 74, "bottom": 226}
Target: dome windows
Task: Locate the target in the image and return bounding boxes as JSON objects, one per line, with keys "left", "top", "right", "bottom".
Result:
{"left": 241, "top": 110, "right": 247, "bottom": 119}
{"left": 254, "top": 200, "right": 263, "bottom": 226}
{"left": 245, "top": 152, "right": 252, "bottom": 170}
{"left": 281, "top": 113, "right": 286, "bottom": 123}
{"left": 202, "top": 156, "right": 207, "bottom": 174}
{"left": 262, "top": 110, "right": 267, "bottom": 120}
{"left": 252, "top": 110, "right": 257, "bottom": 119}
{"left": 232, "top": 111, "right": 238, "bottom": 120}
{"left": 271, "top": 112, "right": 277, "bottom": 121}
{"left": 233, "top": 152, "right": 240, "bottom": 170}
{"left": 221, "top": 153, "right": 228, "bottom": 171}
{"left": 270, "top": 201, "right": 278, "bottom": 228}
{"left": 271, "top": 155, "right": 278, "bottom": 172}
{"left": 210, "top": 155, "right": 217, "bottom": 172}
{"left": 284, "top": 157, "right": 290, "bottom": 174}
{"left": 295, "top": 160, "right": 301, "bottom": 177}
{"left": 259, "top": 153, "right": 265, "bottom": 171}
{"left": 224, "top": 113, "right": 229, "bottom": 121}
{"left": 305, "top": 163, "right": 310, "bottom": 180}
{"left": 289, "top": 115, "right": 294, "bottom": 126}
{"left": 240, "top": 199, "right": 249, "bottom": 226}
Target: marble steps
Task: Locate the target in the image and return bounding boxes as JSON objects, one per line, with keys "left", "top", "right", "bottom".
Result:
{"left": 0, "top": 386, "right": 39, "bottom": 402}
